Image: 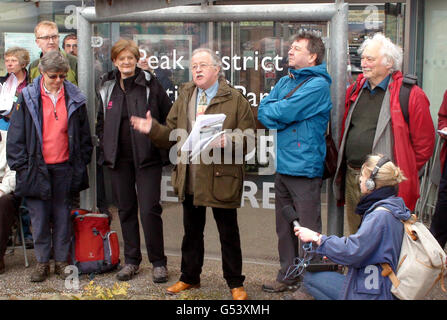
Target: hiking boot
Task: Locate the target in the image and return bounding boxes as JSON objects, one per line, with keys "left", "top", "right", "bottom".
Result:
{"left": 0, "top": 257, "right": 5, "bottom": 274}
{"left": 116, "top": 264, "right": 139, "bottom": 281}
{"left": 282, "top": 287, "right": 314, "bottom": 300}
{"left": 54, "top": 262, "right": 70, "bottom": 280}
{"left": 152, "top": 266, "right": 168, "bottom": 283}
{"left": 262, "top": 280, "right": 300, "bottom": 293}
{"left": 30, "top": 263, "right": 50, "bottom": 282}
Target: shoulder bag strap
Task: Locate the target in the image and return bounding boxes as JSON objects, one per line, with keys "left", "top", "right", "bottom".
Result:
{"left": 284, "top": 76, "right": 313, "bottom": 99}
{"left": 380, "top": 263, "right": 400, "bottom": 288}
{"left": 375, "top": 206, "right": 402, "bottom": 288}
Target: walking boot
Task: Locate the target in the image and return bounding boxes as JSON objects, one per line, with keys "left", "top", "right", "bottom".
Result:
{"left": 30, "top": 263, "right": 50, "bottom": 282}
{"left": 116, "top": 264, "right": 139, "bottom": 281}
{"left": 54, "top": 262, "right": 70, "bottom": 280}
{"left": 152, "top": 266, "right": 168, "bottom": 283}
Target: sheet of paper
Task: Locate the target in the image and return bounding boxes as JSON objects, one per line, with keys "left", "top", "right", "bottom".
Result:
{"left": 181, "top": 113, "right": 226, "bottom": 152}
{"left": 189, "top": 130, "right": 226, "bottom": 161}
{"left": 0, "top": 73, "right": 18, "bottom": 115}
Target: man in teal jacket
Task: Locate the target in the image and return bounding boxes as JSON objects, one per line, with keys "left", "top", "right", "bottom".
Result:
{"left": 258, "top": 31, "right": 332, "bottom": 297}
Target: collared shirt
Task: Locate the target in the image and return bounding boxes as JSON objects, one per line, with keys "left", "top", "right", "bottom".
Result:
{"left": 196, "top": 80, "right": 219, "bottom": 107}
{"left": 363, "top": 75, "right": 390, "bottom": 95}
{"left": 42, "top": 82, "right": 63, "bottom": 106}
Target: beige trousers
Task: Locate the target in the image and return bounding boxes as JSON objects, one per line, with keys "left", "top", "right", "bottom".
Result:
{"left": 345, "top": 165, "right": 362, "bottom": 235}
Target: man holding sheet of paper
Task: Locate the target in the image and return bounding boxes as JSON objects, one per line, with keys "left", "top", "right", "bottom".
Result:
{"left": 131, "top": 48, "right": 256, "bottom": 300}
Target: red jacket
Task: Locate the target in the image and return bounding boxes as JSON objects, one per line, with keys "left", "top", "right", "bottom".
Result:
{"left": 438, "top": 90, "right": 447, "bottom": 173}
{"left": 341, "top": 71, "right": 435, "bottom": 211}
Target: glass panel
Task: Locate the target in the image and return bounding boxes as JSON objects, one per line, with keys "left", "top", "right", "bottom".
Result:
{"left": 347, "top": 4, "right": 404, "bottom": 82}
{"left": 423, "top": 0, "right": 447, "bottom": 122}
{"left": 92, "top": 21, "right": 327, "bottom": 178}
{"left": 212, "top": 21, "right": 327, "bottom": 110}
{"left": 91, "top": 20, "right": 328, "bottom": 212}
{"left": 93, "top": 22, "right": 205, "bottom": 103}
{"left": 0, "top": 1, "right": 85, "bottom": 74}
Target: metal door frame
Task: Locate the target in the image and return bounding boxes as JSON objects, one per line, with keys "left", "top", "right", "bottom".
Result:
{"left": 77, "top": 2, "right": 348, "bottom": 235}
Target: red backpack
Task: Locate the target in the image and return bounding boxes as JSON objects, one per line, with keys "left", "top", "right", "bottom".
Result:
{"left": 70, "top": 209, "right": 120, "bottom": 274}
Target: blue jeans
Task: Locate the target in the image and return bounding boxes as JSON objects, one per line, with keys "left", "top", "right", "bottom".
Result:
{"left": 303, "top": 271, "right": 345, "bottom": 300}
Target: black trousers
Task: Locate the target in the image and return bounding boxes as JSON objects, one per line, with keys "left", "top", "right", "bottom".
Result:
{"left": 109, "top": 160, "right": 166, "bottom": 267}
{"left": 0, "top": 194, "right": 20, "bottom": 259}
{"left": 430, "top": 158, "right": 447, "bottom": 248}
{"left": 179, "top": 194, "right": 245, "bottom": 289}
{"left": 274, "top": 173, "right": 322, "bottom": 285}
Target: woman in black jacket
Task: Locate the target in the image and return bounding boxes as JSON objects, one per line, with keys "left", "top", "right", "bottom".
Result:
{"left": 96, "top": 39, "right": 172, "bottom": 283}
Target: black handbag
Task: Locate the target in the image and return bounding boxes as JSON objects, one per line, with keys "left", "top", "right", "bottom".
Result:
{"left": 323, "top": 121, "right": 338, "bottom": 180}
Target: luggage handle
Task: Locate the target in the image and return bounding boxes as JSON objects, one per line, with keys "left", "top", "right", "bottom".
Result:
{"left": 92, "top": 227, "right": 107, "bottom": 240}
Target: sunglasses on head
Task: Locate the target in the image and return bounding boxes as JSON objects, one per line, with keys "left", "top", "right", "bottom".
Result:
{"left": 45, "top": 73, "right": 67, "bottom": 80}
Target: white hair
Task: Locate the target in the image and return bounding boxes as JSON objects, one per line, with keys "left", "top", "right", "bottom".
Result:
{"left": 192, "top": 47, "right": 225, "bottom": 78}
{"left": 358, "top": 33, "right": 403, "bottom": 73}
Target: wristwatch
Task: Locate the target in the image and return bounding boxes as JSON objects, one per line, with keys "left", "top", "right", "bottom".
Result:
{"left": 312, "top": 233, "right": 321, "bottom": 244}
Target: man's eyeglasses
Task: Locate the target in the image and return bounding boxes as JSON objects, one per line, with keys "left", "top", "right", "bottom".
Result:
{"left": 37, "top": 35, "right": 59, "bottom": 41}
{"left": 191, "top": 63, "right": 214, "bottom": 71}
{"left": 45, "top": 73, "right": 67, "bottom": 80}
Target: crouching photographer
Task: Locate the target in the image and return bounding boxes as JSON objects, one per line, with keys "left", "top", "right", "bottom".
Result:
{"left": 292, "top": 154, "right": 410, "bottom": 300}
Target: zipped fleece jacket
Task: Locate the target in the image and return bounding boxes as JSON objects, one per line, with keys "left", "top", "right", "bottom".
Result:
{"left": 257, "top": 63, "right": 332, "bottom": 177}
{"left": 148, "top": 78, "right": 256, "bottom": 208}
{"left": 317, "top": 196, "right": 411, "bottom": 300}
{"left": 334, "top": 71, "right": 435, "bottom": 210}
{"left": 96, "top": 68, "right": 172, "bottom": 169}
{"left": 6, "top": 76, "right": 93, "bottom": 200}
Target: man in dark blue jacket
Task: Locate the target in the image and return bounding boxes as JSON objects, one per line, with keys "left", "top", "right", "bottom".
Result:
{"left": 258, "top": 31, "right": 332, "bottom": 294}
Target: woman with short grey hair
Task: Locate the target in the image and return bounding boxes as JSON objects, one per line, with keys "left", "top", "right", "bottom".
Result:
{"left": 38, "top": 50, "right": 70, "bottom": 74}
{"left": 7, "top": 50, "right": 93, "bottom": 283}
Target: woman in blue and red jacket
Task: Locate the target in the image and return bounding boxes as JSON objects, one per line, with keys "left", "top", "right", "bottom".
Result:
{"left": 6, "top": 50, "right": 92, "bottom": 282}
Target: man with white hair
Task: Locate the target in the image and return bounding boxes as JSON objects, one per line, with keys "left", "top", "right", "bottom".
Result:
{"left": 333, "top": 33, "right": 435, "bottom": 235}
{"left": 131, "top": 48, "right": 256, "bottom": 300}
